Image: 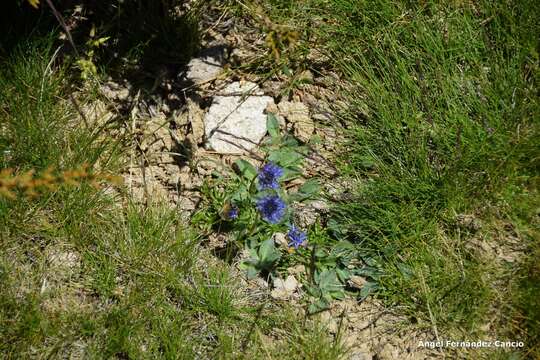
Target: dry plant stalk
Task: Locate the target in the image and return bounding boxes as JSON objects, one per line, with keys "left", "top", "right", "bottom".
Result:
{"left": 0, "top": 164, "right": 121, "bottom": 199}
{"left": 238, "top": 0, "right": 299, "bottom": 60}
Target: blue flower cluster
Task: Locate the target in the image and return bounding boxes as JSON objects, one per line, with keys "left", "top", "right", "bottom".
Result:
{"left": 256, "top": 195, "right": 286, "bottom": 224}
{"left": 257, "top": 162, "right": 307, "bottom": 249}
{"left": 287, "top": 224, "right": 307, "bottom": 249}
{"left": 257, "top": 162, "right": 283, "bottom": 190}
{"left": 227, "top": 205, "right": 239, "bottom": 220}
{"left": 226, "top": 161, "right": 308, "bottom": 250}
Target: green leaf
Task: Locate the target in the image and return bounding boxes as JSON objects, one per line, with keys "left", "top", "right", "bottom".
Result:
{"left": 259, "top": 238, "right": 280, "bottom": 265}
{"left": 268, "top": 148, "right": 303, "bottom": 167}
{"left": 282, "top": 135, "right": 299, "bottom": 147}
{"left": 330, "top": 290, "right": 345, "bottom": 300}
{"left": 336, "top": 268, "right": 351, "bottom": 282}
{"left": 234, "top": 159, "right": 257, "bottom": 181}
{"left": 314, "top": 248, "right": 326, "bottom": 258}
{"left": 356, "top": 266, "right": 383, "bottom": 280}
{"left": 397, "top": 263, "right": 413, "bottom": 280}
{"left": 298, "top": 179, "right": 320, "bottom": 196}
{"left": 266, "top": 113, "right": 280, "bottom": 139}
{"left": 246, "top": 266, "right": 259, "bottom": 279}
{"left": 283, "top": 167, "right": 302, "bottom": 181}
{"left": 360, "top": 281, "right": 378, "bottom": 299}
{"left": 308, "top": 298, "right": 329, "bottom": 314}
{"left": 305, "top": 285, "right": 322, "bottom": 298}
{"left": 317, "top": 270, "right": 342, "bottom": 294}
{"left": 280, "top": 167, "right": 302, "bottom": 182}
{"left": 231, "top": 184, "right": 249, "bottom": 202}
{"left": 282, "top": 65, "right": 293, "bottom": 76}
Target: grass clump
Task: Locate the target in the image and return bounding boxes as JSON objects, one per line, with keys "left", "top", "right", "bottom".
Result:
{"left": 325, "top": 0, "right": 538, "bottom": 354}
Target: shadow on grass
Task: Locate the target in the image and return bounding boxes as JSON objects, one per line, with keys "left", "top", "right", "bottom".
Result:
{"left": 1, "top": 0, "right": 200, "bottom": 101}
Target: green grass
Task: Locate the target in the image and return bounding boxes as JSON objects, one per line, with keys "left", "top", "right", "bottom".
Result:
{"left": 0, "top": 30, "right": 347, "bottom": 359}
{"left": 330, "top": 1, "right": 539, "bottom": 351}
{"left": 233, "top": 0, "right": 539, "bottom": 357}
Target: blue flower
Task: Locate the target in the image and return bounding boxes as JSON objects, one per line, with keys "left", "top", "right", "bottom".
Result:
{"left": 227, "top": 205, "right": 239, "bottom": 220}
{"left": 287, "top": 225, "right": 307, "bottom": 249}
{"left": 257, "top": 162, "right": 284, "bottom": 190}
{"left": 256, "top": 195, "right": 286, "bottom": 224}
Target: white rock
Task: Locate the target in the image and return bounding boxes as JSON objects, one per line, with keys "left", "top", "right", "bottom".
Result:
{"left": 271, "top": 275, "right": 300, "bottom": 300}
{"left": 204, "top": 82, "right": 273, "bottom": 153}
{"left": 272, "top": 232, "right": 288, "bottom": 248}
{"left": 185, "top": 46, "right": 225, "bottom": 84}
{"left": 47, "top": 249, "right": 80, "bottom": 270}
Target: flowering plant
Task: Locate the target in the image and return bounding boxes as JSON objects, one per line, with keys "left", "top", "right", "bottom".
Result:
{"left": 194, "top": 113, "right": 377, "bottom": 312}
{"left": 194, "top": 113, "right": 318, "bottom": 278}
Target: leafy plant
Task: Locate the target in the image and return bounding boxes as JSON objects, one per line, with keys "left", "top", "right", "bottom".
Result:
{"left": 194, "top": 112, "right": 312, "bottom": 280}
{"left": 75, "top": 26, "right": 110, "bottom": 80}
{"left": 239, "top": 238, "right": 281, "bottom": 279}
{"left": 306, "top": 269, "right": 345, "bottom": 313}
{"left": 194, "top": 112, "right": 380, "bottom": 310}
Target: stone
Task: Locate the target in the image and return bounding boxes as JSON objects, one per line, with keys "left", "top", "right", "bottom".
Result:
{"left": 455, "top": 214, "right": 482, "bottom": 232}
{"left": 293, "top": 205, "right": 319, "bottom": 228}
{"left": 230, "top": 47, "right": 254, "bottom": 65}
{"left": 271, "top": 275, "right": 300, "bottom": 300}
{"left": 309, "top": 199, "right": 330, "bottom": 212}
{"left": 178, "top": 172, "right": 192, "bottom": 189}
{"left": 204, "top": 82, "right": 273, "bottom": 153}
{"left": 47, "top": 249, "right": 80, "bottom": 271}
{"left": 186, "top": 99, "right": 205, "bottom": 144}
{"left": 287, "top": 264, "right": 306, "bottom": 275}
{"left": 379, "top": 343, "right": 400, "bottom": 360}
{"left": 278, "top": 101, "right": 314, "bottom": 142}
{"left": 312, "top": 111, "right": 332, "bottom": 122}
{"left": 292, "top": 200, "right": 330, "bottom": 228}
{"left": 298, "top": 70, "right": 314, "bottom": 83}
{"left": 261, "top": 80, "right": 283, "bottom": 97}
{"left": 45, "top": 248, "right": 81, "bottom": 282}
{"left": 319, "top": 311, "right": 340, "bottom": 333}
{"left": 272, "top": 232, "right": 288, "bottom": 248}
{"left": 80, "top": 99, "right": 114, "bottom": 126}
{"left": 348, "top": 275, "right": 367, "bottom": 290}
{"left": 100, "top": 81, "right": 131, "bottom": 101}
{"left": 184, "top": 45, "right": 226, "bottom": 84}
{"left": 349, "top": 351, "right": 372, "bottom": 360}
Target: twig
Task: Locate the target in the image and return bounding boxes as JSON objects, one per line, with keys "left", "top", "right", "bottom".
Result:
{"left": 356, "top": 310, "right": 388, "bottom": 331}
{"left": 128, "top": 90, "right": 141, "bottom": 194}
{"left": 69, "top": 93, "right": 90, "bottom": 129}
{"left": 480, "top": 15, "right": 495, "bottom": 26}
{"left": 44, "top": 0, "right": 79, "bottom": 56}
{"left": 140, "top": 149, "right": 148, "bottom": 207}
{"left": 309, "top": 244, "right": 317, "bottom": 285}
{"left": 213, "top": 133, "right": 265, "bottom": 161}
{"left": 334, "top": 307, "right": 346, "bottom": 348}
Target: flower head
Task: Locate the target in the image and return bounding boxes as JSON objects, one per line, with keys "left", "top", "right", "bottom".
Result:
{"left": 257, "top": 162, "right": 284, "bottom": 190}
{"left": 256, "top": 195, "right": 286, "bottom": 224}
{"left": 227, "top": 205, "right": 239, "bottom": 220}
{"left": 287, "top": 224, "right": 307, "bottom": 249}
